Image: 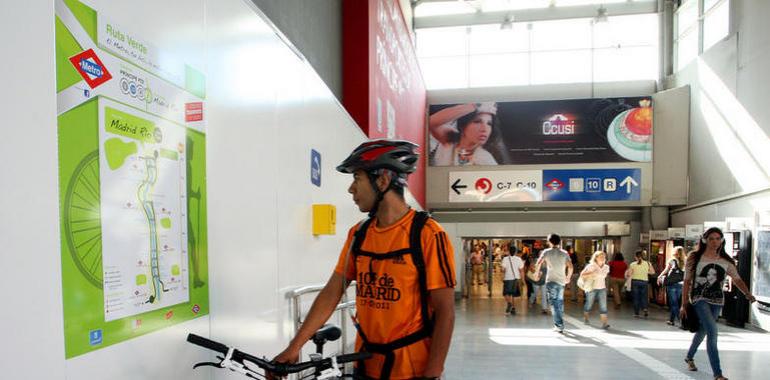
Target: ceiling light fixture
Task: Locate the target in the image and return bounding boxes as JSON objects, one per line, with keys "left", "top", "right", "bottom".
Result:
{"left": 500, "top": 14, "right": 514, "bottom": 30}
{"left": 594, "top": 5, "right": 609, "bottom": 23}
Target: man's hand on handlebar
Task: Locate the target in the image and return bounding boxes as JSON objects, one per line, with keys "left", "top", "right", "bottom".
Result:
{"left": 266, "top": 347, "right": 300, "bottom": 380}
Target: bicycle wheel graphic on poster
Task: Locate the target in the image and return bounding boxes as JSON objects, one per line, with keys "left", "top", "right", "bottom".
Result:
{"left": 63, "top": 150, "right": 103, "bottom": 289}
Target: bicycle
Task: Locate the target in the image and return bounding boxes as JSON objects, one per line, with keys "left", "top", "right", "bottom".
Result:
{"left": 188, "top": 324, "right": 371, "bottom": 379}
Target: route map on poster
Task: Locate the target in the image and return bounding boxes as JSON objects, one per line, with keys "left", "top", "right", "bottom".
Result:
{"left": 56, "top": 0, "right": 208, "bottom": 358}
{"left": 99, "top": 99, "right": 190, "bottom": 322}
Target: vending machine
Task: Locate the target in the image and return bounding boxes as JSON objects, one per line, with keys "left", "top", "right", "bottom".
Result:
{"left": 722, "top": 230, "right": 752, "bottom": 328}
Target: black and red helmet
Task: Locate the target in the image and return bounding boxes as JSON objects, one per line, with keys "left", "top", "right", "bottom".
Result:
{"left": 336, "top": 139, "right": 419, "bottom": 175}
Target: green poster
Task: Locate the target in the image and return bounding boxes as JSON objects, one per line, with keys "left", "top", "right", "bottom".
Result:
{"left": 56, "top": 0, "right": 208, "bottom": 358}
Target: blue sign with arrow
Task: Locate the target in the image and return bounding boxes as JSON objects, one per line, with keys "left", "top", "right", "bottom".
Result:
{"left": 542, "top": 168, "right": 641, "bottom": 201}
{"left": 311, "top": 149, "right": 322, "bottom": 187}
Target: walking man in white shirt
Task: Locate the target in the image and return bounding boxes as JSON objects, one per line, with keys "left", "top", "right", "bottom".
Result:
{"left": 501, "top": 243, "right": 525, "bottom": 315}
{"left": 535, "top": 234, "right": 574, "bottom": 333}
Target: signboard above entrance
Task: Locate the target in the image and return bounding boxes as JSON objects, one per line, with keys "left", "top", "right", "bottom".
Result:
{"left": 448, "top": 170, "right": 541, "bottom": 203}
{"left": 542, "top": 168, "right": 641, "bottom": 201}
{"left": 448, "top": 168, "right": 644, "bottom": 203}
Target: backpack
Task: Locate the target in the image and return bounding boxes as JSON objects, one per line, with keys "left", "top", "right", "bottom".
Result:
{"left": 350, "top": 211, "right": 433, "bottom": 380}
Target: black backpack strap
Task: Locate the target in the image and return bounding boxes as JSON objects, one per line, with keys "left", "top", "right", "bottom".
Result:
{"left": 353, "top": 211, "right": 434, "bottom": 380}
{"left": 409, "top": 211, "right": 433, "bottom": 334}
{"left": 356, "top": 248, "right": 411, "bottom": 259}
{"left": 352, "top": 217, "right": 375, "bottom": 257}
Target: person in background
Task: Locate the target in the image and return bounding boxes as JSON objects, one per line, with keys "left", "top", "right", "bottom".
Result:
{"left": 535, "top": 234, "right": 573, "bottom": 333}
{"left": 565, "top": 245, "right": 580, "bottom": 302}
{"left": 628, "top": 250, "right": 655, "bottom": 318}
{"left": 658, "top": 246, "right": 686, "bottom": 326}
{"left": 470, "top": 245, "right": 484, "bottom": 286}
{"left": 681, "top": 227, "right": 756, "bottom": 380}
{"left": 428, "top": 103, "right": 508, "bottom": 166}
{"left": 501, "top": 244, "right": 525, "bottom": 315}
{"left": 608, "top": 252, "right": 628, "bottom": 309}
{"left": 527, "top": 255, "right": 549, "bottom": 314}
{"left": 499, "top": 243, "right": 509, "bottom": 276}
{"left": 580, "top": 251, "right": 611, "bottom": 329}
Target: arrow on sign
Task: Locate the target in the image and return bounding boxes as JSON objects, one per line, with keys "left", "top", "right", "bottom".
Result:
{"left": 619, "top": 176, "right": 639, "bottom": 194}
{"left": 451, "top": 179, "right": 467, "bottom": 195}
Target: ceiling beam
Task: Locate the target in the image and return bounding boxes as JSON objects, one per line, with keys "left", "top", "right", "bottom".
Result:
{"left": 414, "top": 2, "right": 658, "bottom": 29}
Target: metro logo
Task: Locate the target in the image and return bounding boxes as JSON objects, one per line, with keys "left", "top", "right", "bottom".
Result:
{"left": 69, "top": 48, "right": 113, "bottom": 89}
{"left": 79, "top": 59, "right": 104, "bottom": 77}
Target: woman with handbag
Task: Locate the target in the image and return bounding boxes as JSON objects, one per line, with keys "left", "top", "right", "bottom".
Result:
{"left": 680, "top": 227, "right": 756, "bottom": 380}
{"left": 579, "top": 251, "right": 611, "bottom": 329}
{"left": 658, "top": 246, "right": 686, "bottom": 326}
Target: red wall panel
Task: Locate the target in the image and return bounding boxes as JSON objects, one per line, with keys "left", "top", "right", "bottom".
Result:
{"left": 343, "top": 0, "right": 427, "bottom": 207}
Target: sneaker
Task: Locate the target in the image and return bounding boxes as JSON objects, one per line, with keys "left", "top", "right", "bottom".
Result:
{"left": 643, "top": 310, "right": 649, "bottom": 318}
{"left": 583, "top": 317, "right": 590, "bottom": 325}
{"left": 634, "top": 314, "right": 641, "bottom": 318}
{"left": 505, "top": 303, "right": 512, "bottom": 314}
{"left": 510, "top": 308, "right": 516, "bottom": 316}
{"left": 685, "top": 358, "right": 698, "bottom": 371}
{"left": 714, "top": 376, "right": 728, "bottom": 380}
{"left": 541, "top": 310, "right": 549, "bottom": 315}
{"left": 666, "top": 320, "right": 675, "bottom": 326}
{"left": 552, "top": 325, "right": 564, "bottom": 333}
{"left": 601, "top": 324, "right": 610, "bottom": 330}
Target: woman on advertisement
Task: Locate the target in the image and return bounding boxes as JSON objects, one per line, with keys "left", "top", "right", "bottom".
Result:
{"left": 428, "top": 102, "right": 508, "bottom": 166}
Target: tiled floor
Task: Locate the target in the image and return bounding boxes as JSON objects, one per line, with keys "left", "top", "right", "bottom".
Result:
{"left": 445, "top": 285, "right": 769, "bottom": 379}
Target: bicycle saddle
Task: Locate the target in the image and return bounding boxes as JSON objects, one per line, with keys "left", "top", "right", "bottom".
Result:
{"left": 312, "top": 324, "right": 342, "bottom": 344}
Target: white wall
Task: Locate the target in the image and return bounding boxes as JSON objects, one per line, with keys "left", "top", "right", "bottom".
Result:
{"left": 669, "top": 0, "right": 770, "bottom": 330}
{"left": 672, "top": 1, "right": 770, "bottom": 205}
{"left": 0, "top": 1, "right": 66, "bottom": 378}
{"left": 205, "top": 1, "right": 367, "bottom": 373}
{"left": 1, "top": 0, "right": 380, "bottom": 378}
{"left": 249, "top": 0, "right": 343, "bottom": 98}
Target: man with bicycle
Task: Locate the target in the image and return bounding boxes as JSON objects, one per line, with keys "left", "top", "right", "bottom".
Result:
{"left": 272, "top": 139, "right": 456, "bottom": 380}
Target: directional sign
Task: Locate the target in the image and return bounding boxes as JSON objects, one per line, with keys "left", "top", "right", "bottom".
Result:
{"left": 311, "top": 149, "right": 321, "bottom": 187}
{"left": 542, "top": 168, "right": 641, "bottom": 201}
{"left": 449, "top": 171, "right": 542, "bottom": 203}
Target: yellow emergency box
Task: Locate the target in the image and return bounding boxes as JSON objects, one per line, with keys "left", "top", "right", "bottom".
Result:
{"left": 312, "top": 204, "right": 336, "bottom": 235}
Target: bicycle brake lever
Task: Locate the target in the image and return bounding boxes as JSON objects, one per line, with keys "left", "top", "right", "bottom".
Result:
{"left": 193, "top": 361, "right": 223, "bottom": 369}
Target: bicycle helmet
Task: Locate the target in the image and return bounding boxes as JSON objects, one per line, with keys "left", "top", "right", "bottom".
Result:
{"left": 336, "top": 139, "right": 419, "bottom": 175}
{"left": 337, "top": 139, "right": 419, "bottom": 217}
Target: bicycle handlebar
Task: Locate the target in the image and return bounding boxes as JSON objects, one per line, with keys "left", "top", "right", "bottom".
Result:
{"left": 187, "top": 333, "right": 229, "bottom": 355}
{"left": 187, "top": 333, "right": 371, "bottom": 376}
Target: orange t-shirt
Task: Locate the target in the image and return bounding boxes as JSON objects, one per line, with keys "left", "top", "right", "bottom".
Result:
{"left": 334, "top": 210, "right": 456, "bottom": 379}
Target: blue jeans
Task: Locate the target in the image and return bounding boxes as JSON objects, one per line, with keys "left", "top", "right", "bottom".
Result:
{"left": 530, "top": 283, "right": 548, "bottom": 310}
{"left": 546, "top": 282, "right": 565, "bottom": 329}
{"left": 666, "top": 283, "right": 683, "bottom": 322}
{"left": 631, "top": 280, "right": 649, "bottom": 315}
{"left": 584, "top": 288, "right": 608, "bottom": 314}
{"left": 687, "top": 301, "right": 723, "bottom": 377}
